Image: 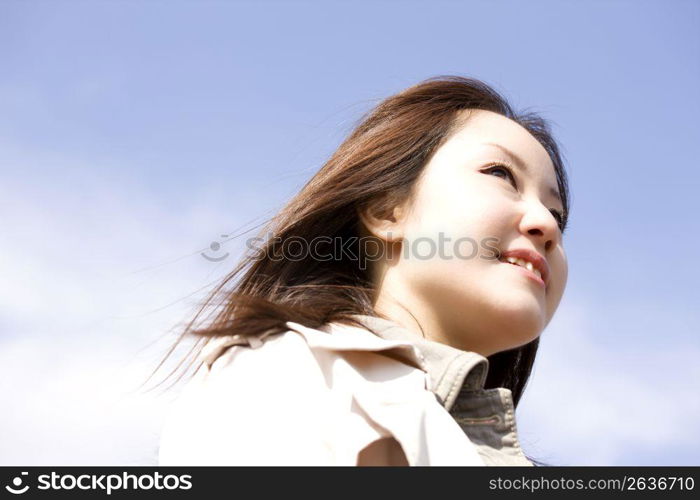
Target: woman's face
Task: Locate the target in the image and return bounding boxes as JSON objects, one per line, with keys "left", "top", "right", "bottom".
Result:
{"left": 372, "top": 109, "right": 568, "bottom": 356}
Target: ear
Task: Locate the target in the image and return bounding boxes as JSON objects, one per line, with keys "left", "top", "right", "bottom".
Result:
{"left": 356, "top": 195, "right": 408, "bottom": 243}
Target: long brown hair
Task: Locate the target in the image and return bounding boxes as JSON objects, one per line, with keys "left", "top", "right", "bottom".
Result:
{"left": 148, "top": 76, "right": 570, "bottom": 454}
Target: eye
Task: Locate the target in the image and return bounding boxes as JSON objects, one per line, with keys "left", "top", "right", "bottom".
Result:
{"left": 483, "top": 162, "right": 517, "bottom": 189}
{"left": 484, "top": 162, "right": 567, "bottom": 233}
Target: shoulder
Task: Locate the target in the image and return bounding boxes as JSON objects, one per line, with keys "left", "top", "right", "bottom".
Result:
{"left": 158, "top": 321, "right": 483, "bottom": 465}
{"left": 196, "top": 320, "right": 433, "bottom": 396}
{"left": 158, "top": 323, "right": 423, "bottom": 465}
{"left": 157, "top": 329, "right": 334, "bottom": 465}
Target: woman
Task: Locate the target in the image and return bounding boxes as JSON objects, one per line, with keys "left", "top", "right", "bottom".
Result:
{"left": 154, "top": 75, "right": 570, "bottom": 466}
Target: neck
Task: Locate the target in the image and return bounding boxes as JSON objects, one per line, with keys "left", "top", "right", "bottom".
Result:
{"left": 371, "top": 269, "right": 500, "bottom": 356}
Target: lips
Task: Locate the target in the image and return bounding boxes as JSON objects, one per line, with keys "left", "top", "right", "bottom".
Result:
{"left": 498, "top": 248, "right": 550, "bottom": 288}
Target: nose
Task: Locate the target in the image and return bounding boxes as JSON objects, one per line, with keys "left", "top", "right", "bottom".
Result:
{"left": 519, "top": 201, "right": 561, "bottom": 253}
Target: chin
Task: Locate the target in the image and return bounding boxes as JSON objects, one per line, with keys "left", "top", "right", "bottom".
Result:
{"left": 490, "top": 306, "right": 544, "bottom": 347}
{"left": 485, "top": 329, "right": 540, "bottom": 356}
{"left": 507, "top": 330, "right": 541, "bottom": 350}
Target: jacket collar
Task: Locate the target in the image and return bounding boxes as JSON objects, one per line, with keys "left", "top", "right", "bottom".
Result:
{"left": 200, "top": 313, "right": 491, "bottom": 412}
{"left": 347, "top": 314, "right": 490, "bottom": 411}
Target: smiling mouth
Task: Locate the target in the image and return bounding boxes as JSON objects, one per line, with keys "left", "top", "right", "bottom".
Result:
{"left": 499, "top": 259, "right": 547, "bottom": 288}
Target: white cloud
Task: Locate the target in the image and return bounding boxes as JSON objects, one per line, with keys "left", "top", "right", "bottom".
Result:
{"left": 0, "top": 335, "right": 172, "bottom": 465}
{"left": 0, "top": 149, "right": 263, "bottom": 465}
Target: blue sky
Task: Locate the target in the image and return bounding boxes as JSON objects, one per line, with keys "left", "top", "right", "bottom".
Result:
{"left": 1, "top": 0, "right": 698, "bottom": 465}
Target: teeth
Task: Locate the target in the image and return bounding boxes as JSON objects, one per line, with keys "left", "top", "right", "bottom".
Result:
{"left": 503, "top": 256, "right": 542, "bottom": 280}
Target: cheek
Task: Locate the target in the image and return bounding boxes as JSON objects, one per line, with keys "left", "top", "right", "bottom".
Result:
{"left": 552, "top": 250, "right": 568, "bottom": 288}
{"left": 545, "top": 255, "right": 568, "bottom": 314}
{"left": 406, "top": 185, "right": 504, "bottom": 240}
{"left": 400, "top": 205, "right": 508, "bottom": 270}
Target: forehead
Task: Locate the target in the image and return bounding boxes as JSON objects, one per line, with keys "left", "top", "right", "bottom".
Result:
{"left": 448, "top": 109, "right": 555, "bottom": 173}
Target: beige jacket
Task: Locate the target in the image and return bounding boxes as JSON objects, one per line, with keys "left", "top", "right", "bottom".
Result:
{"left": 158, "top": 315, "right": 533, "bottom": 466}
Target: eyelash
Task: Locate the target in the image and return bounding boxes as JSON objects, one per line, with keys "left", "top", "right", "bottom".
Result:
{"left": 482, "top": 161, "right": 566, "bottom": 232}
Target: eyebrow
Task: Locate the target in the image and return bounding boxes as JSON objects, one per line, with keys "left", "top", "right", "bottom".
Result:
{"left": 481, "top": 142, "right": 563, "bottom": 205}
